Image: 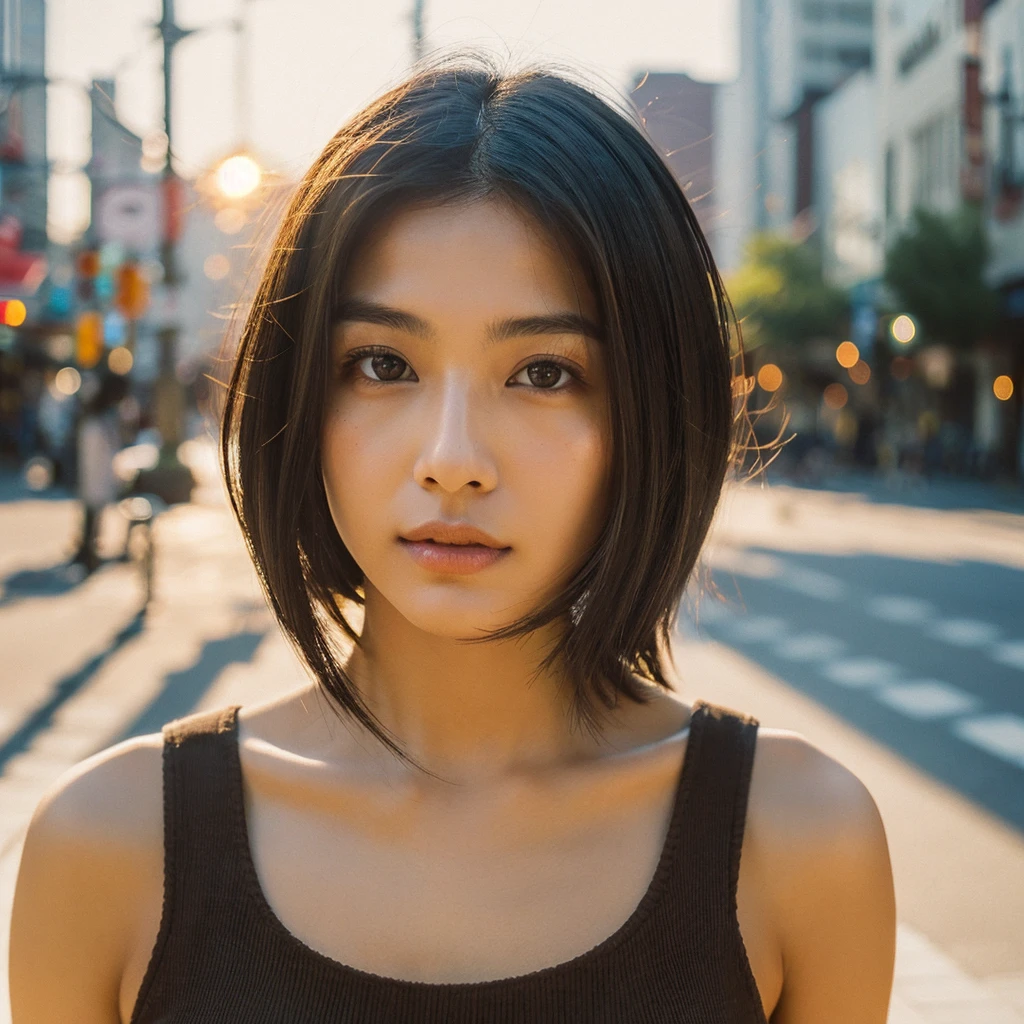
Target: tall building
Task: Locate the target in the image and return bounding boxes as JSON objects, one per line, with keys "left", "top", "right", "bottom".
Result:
{"left": 877, "top": 0, "right": 980, "bottom": 237}
{"left": 0, "top": 0, "right": 46, "bottom": 251}
{"left": 630, "top": 72, "right": 717, "bottom": 250}
{"left": 714, "top": 0, "right": 874, "bottom": 272}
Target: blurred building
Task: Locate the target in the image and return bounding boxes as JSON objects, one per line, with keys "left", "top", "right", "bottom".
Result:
{"left": 714, "top": 0, "right": 874, "bottom": 273}
{"left": 982, "top": 0, "right": 1024, "bottom": 474}
{"left": 630, "top": 72, "right": 717, "bottom": 250}
{"left": 0, "top": 0, "right": 47, "bottom": 251}
{"left": 813, "top": 68, "right": 883, "bottom": 288}
{"left": 876, "top": 0, "right": 981, "bottom": 237}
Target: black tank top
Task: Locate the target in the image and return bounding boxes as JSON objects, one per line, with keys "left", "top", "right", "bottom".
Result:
{"left": 130, "top": 699, "right": 767, "bottom": 1023}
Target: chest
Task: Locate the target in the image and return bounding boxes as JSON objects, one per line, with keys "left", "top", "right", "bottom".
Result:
{"left": 244, "top": 760, "right": 680, "bottom": 984}
{"left": 122, "top": 740, "right": 782, "bottom": 1022}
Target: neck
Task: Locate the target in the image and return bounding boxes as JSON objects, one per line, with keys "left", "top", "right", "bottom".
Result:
{"left": 342, "top": 585, "right": 610, "bottom": 783}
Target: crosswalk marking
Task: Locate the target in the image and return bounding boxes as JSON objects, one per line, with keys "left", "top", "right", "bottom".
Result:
{"left": 926, "top": 619, "right": 1001, "bottom": 647}
{"left": 727, "top": 616, "right": 788, "bottom": 643}
{"left": 953, "top": 715, "right": 1024, "bottom": 769}
{"left": 992, "top": 642, "right": 1024, "bottom": 671}
{"left": 876, "top": 681, "right": 981, "bottom": 719}
{"left": 866, "top": 596, "right": 935, "bottom": 624}
{"left": 773, "top": 633, "right": 846, "bottom": 662}
{"left": 822, "top": 657, "right": 901, "bottom": 687}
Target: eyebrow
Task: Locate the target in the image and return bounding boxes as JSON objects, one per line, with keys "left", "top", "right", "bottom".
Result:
{"left": 334, "top": 298, "right": 604, "bottom": 344}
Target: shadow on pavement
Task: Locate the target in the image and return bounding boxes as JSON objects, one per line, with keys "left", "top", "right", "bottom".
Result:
{"left": 0, "top": 562, "right": 89, "bottom": 609}
{"left": 0, "top": 624, "right": 267, "bottom": 775}
{"left": 0, "top": 610, "right": 147, "bottom": 775}
{"left": 114, "top": 630, "right": 267, "bottom": 742}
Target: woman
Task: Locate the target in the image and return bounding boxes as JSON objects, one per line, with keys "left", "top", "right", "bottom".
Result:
{"left": 10, "top": 53, "right": 896, "bottom": 1022}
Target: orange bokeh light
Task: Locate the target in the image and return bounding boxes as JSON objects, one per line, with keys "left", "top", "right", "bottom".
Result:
{"left": 848, "top": 360, "right": 871, "bottom": 385}
{"left": 836, "top": 341, "right": 860, "bottom": 368}
{"left": 757, "top": 363, "right": 784, "bottom": 392}
{"left": 993, "top": 375, "right": 1014, "bottom": 401}
{"left": 823, "top": 383, "right": 848, "bottom": 410}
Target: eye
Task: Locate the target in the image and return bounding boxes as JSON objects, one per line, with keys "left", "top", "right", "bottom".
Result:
{"left": 508, "top": 360, "right": 575, "bottom": 390}
{"left": 355, "top": 352, "right": 415, "bottom": 382}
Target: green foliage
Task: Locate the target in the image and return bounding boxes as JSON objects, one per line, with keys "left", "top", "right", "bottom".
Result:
{"left": 727, "top": 233, "right": 848, "bottom": 350}
{"left": 884, "top": 205, "right": 998, "bottom": 349}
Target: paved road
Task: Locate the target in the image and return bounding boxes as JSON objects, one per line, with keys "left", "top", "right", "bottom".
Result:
{"left": 0, "top": 458, "right": 1022, "bottom": 1022}
{"left": 685, "top": 541, "right": 1024, "bottom": 831}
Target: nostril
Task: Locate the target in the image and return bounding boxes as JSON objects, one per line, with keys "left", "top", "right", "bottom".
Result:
{"left": 468, "top": 480, "right": 482, "bottom": 489}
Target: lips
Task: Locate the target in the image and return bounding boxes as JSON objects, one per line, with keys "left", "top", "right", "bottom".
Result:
{"left": 398, "top": 521, "right": 510, "bottom": 575}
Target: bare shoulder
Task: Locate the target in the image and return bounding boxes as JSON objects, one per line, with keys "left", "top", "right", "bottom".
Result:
{"left": 747, "top": 726, "right": 887, "bottom": 852}
{"left": 743, "top": 727, "right": 896, "bottom": 1023}
{"left": 25, "top": 731, "right": 164, "bottom": 844}
{"left": 10, "top": 733, "right": 165, "bottom": 1024}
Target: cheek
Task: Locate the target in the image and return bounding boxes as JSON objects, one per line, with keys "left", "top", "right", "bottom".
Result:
{"left": 320, "top": 401, "right": 395, "bottom": 546}
{"left": 508, "top": 405, "right": 611, "bottom": 558}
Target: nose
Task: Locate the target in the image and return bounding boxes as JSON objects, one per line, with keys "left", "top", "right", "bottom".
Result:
{"left": 413, "top": 377, "right": 498, "bottom": 495}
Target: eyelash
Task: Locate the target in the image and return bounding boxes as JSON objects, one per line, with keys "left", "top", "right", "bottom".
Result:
{"left": 338, "top": 346, "right": 587, "bottom": 391}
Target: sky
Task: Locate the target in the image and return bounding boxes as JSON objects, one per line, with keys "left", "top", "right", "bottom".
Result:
{"left": 46, "top": 0, "right": 738, "bottom": 239}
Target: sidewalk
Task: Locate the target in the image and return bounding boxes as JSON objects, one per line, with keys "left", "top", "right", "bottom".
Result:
{"left": 0, "top": 462, "right": 1022, "bottom": 1020}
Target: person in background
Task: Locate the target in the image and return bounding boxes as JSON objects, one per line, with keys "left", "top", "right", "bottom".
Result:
{"left": 71, "top": 370, "right": 129, "bottom": 574}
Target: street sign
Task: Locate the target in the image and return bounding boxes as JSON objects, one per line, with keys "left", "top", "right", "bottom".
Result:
{"left": 95, "top": 183, "right": 161, "bottom": 251}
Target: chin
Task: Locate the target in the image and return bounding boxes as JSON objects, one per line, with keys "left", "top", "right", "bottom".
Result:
{"left": 395, "top": 588, "right": 526, "bottom": 640}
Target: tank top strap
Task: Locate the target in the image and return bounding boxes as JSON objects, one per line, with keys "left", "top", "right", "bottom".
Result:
{"left": 160, "top": 704, "right": 248, "bottom": 915}
{"left": 671, "top": 699, "right": 759, "bottom": 933}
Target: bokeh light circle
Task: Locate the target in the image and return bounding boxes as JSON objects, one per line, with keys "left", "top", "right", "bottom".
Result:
{"left": 757, "top": 363, "right": 784, "bottom": 392}
{"left": 204, "top": 254, "right": 231, "bottom": 281}
{"left": 214, "top": 154, "right": 262, "bottom": 200}
{"left": 823, "top": 382, "right": 848, "bottom": 410}
{"left": 836, "top": 341, "right": 860, "bottom": 368}
{"left": 891, "top": 315, "right": 916, "bottom": 344}
{"left": 993, "top": 375, "right": 1014, "bottom": 401}
{"left": 54, "top": 366, "right": 82, "bottom": 396}
{"left": 848, "top": 360, "right": 872, "bottom": 385}
{"left": 108, "top": 346, "right": 134, "bottom": 375}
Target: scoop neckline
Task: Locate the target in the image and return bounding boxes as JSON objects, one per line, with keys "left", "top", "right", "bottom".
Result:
{"left": 224, "top": 699, "right": 709, "bottom": 994}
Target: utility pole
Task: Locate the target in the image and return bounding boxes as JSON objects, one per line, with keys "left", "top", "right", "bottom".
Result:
{"left": 150, "top": 0, "right": 196, "bottom": 502}
{"left": 411, "top": 0, "right": 425, "bottom": 63}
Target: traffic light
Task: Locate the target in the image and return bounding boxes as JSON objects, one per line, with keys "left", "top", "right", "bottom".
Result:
{"left": 76, "top": 249, "right": 100, "bottom": 303}
{"left": 0, "top": 299, "right": 27, "bottom": 326}
{"left": 115, "top": 261, "right": 149, "bottom": 320}
{"left": 76, "top": 310, "right": 103, "bottom": 369}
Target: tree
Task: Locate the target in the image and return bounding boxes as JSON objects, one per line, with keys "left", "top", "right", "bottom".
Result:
{"left": 884, "top": 205, "right": 998, "bottom": 349}
{"left": 727, "top": 233, "right": 849, "bottom": 350}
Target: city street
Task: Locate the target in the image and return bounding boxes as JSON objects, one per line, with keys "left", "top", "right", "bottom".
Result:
{"left": 0, "top": 447, "right": 1022, "bottom": 1022}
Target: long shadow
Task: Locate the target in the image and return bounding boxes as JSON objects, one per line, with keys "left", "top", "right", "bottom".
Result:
{"left": 0, "top": 562, "right": 90, "bottom": 609}
{"left": 0, "top": 621, "right": 267, "bottom": 775}
{"left": 0, "top": 610, "right": 147, "bottom": 775}
{"left": 113, "top": 630, "right": 267, "bottom": 742}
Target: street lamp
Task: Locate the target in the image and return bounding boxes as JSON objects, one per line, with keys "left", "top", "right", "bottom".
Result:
{"left": 213, "top": 153, "right": 262, "bottom": 200}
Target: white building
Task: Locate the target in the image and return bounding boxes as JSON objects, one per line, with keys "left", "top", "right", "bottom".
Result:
{"left": 812, "top": 68, "right": 883, "bottom": 287}
{"left": 876, "top": 0, "right": 973, "bottom": 237}
{"left": 714, "top": 0, "right": 874, "bottom": 273}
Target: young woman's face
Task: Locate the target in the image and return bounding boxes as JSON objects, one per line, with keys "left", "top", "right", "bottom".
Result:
{"left": 322, "top": 199, "right": 611, "bottom": 638}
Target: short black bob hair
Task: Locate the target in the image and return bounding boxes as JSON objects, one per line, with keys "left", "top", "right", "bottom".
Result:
{"left": 222, "top": 50, "right": 746, "bottom": 767}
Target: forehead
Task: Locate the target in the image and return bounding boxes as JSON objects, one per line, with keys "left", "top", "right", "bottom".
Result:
{"left": 340, "top": 199, "right": 597, "bottom": 321}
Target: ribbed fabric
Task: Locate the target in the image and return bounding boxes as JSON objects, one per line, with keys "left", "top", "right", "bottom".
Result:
{"left": 130, "top": 700, "right": 767, "bottom": 1023}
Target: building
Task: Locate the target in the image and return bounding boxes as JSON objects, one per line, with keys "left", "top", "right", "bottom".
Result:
{"left": 982, "top": 0, "right": 1024, "bottom": 473}
{"left": 812, "top": 68, "right": 883, "bottom": 289}
{"left": 630, "top": 72, "right": 717, "bottom": 249}
{"left": 0, "top": 0, "right": 46, "bottom": 251}
{"left": 714, "top": 0, "right": 874, "bottom": 273}
{"left": 876, "top": 0, "right": 979, "bottom": 237}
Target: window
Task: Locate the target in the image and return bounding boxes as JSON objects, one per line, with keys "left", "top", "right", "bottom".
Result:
{"left": 911, "top": 113, "right": 956, "bottom": 207}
